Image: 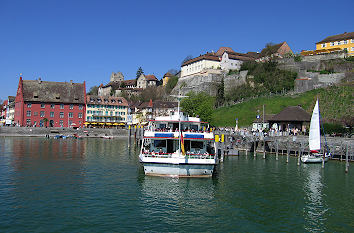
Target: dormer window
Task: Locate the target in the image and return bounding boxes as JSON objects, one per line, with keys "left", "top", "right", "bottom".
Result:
{"left": 33, "top": 92, "right": 38, "bottom": 98}
{"left": 55, "top": 94, "right": 60, "bottom": 99}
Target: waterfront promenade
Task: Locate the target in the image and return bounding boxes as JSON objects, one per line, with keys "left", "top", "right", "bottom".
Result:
{"left": 0, "top": 126, "right": 128, "bottom": 137}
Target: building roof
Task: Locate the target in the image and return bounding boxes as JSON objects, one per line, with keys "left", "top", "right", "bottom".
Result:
{"left": 316, "top": 32, "right": 354, "bottom": 44}
{"left": 215, "top": 47, "right": 234, "bottom": 56}
{"left": 163, "top": 72, "right": 174, "bottom": 78}
{"left": 153, "top": 100, "right": 178, "bottom": 109}
{"left": 21, "top": 79, "right": 86, "bottom": 104}
{"left": 182, "top": 53, "right": 220, "bottom": 66}
{"left": 269, "top": 106, "right": 311, "bottom": 122}
{"left": 259, "top": 42, "right": 286, "bottom": 57}
{"left": 87, "top": 95, "right": 128, "bottom": 106}
{"left": 226, "top": 51, "right": 256, "bottom": 61}
{"left": 253, "top": 114, "right": 275, "bottom": 123}
{"left": 145, "top": 75, "right": 158, "bottom": 81}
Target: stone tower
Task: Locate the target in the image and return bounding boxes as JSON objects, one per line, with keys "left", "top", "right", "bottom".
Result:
{"left": 110, "top": 72, "right": 124, "bottom": 82}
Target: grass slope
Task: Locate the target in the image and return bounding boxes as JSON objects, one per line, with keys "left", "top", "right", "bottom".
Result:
{"left": 211, "top": 84, "right": 353, "bottom": 127}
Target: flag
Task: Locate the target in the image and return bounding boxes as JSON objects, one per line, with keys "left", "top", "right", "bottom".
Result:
{"left": 181, "top": 131, "right": 186, "bottom": 155}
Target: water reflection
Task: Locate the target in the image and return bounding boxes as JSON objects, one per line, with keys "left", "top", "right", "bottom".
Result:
{"left": 138, "top": 176, "right": 216, "bottom": 232}
{"left": 303, "top": 164, "right": 328, "bottom": 232}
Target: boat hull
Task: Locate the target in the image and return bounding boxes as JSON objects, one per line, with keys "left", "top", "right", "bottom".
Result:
{"left": 142, "top": 162, "right": 215, "bottom": 177}
{"left": 301, "top": 154, "right": 330, "bottom": 163}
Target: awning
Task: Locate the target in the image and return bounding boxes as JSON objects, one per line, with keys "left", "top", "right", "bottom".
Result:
{"left": 84, "top": 122, "right": 90, "bottom": 125}
{"left": 99, "top": 123, "right": 105, "bottom": 125}
{"left": 91, "top": 122, "right": 97, "bottom": 125}
{"left": 113, "top": 123, "right": 120, "bottom": 125}
{"left": 106, "top": 123, "right": 112, "bottom": 125}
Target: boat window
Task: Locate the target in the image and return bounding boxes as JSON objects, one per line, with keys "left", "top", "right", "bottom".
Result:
{"left": 159, "top": 123, "right": 166, "bottom": 129}
{"left": 191, "top": 141, "right": 203, "bottom": 150}
{"left": 154, "top": 140, "right": 166, "bottom": 148}
{"left": 190, "top": 125, "right": 198, "bottom": 131}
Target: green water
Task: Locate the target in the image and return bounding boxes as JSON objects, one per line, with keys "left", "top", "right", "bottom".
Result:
{"left": 0, "top": 137, "right": 353, "bottom": 232}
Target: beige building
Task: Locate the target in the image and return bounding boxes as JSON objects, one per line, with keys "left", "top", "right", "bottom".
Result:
{"left": 86, "top": 95, "right": 128, "bottom": 126}
{"left": 136, "top": 74, "right": 158, "bottom": 89}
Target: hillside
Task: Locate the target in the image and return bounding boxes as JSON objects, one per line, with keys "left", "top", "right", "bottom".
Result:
{"left": 210, "top": 83, "right": 353, "bottom": 127}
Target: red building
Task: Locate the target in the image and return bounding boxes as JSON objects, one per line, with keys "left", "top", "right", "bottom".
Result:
{"left": 14, "top": 77, "right": 86, "bottom": 127}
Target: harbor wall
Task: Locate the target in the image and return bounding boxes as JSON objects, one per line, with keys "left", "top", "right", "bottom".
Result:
{"left": 0, "top": 126, "right": 128, "bottom": 137}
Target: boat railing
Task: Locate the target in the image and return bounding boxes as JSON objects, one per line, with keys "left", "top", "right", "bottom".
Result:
{"left": 141, "top": 151, "right": 215, "bottom": 159}
{"left": 145, "top": 127, "right": 212, "bottom": 134}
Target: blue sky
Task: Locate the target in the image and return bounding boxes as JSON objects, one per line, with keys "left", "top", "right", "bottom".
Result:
{"left": 0, "top": 0, "right": 353, "bottom": 100}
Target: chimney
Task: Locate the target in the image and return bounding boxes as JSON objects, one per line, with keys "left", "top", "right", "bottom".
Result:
{"left": 38, "top": 77, "right": 42, "bottom": 84}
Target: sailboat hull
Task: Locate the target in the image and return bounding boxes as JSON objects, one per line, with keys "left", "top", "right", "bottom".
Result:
{"left": 301, "top": 154, "right": 330, "bottom": 163}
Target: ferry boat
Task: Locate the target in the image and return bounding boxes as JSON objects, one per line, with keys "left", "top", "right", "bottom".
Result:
{"left": 138, "top": 111, "right": 217, "bottom": 177}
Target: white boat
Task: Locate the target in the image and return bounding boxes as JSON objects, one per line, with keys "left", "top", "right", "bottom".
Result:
{"left": 301, "top": 99, "right": 330, "bottom": 163}
{"left": 139, "top": 99, "right": 217, "bottom": 177}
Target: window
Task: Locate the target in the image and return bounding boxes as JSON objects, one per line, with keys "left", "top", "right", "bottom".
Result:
{"left": 51, "top": 104, "right": 55, "bottom": 109}
{"left": 69, "top": 120, "right": 73, "bottom": 126}
{"left": 321, "top": 43, "right": 326, "bottom": 48}
{"left": 68, "top": 112, "right": 73, "bottom": 118}
{"left": 78, "top": 113, "right": 82, "bottom": 118}
{"left": 337, "top": 41, "right": 341, "bottom": 45}
{"left": 60, "top": 112, "right": 64, "bottom": 118}
{"left": 79, "top": 105, "right": 83, "bottom": 110}
{"left": 40, "top": 111, "right": 45, "bottom": 117}
{"left": 351, "top": 39, "right": 354, "bottom": 43}
{"left": 26, "top": 110, "right": 31, "bottom": 117}
{"left": 330, "top": 42, "right": 334, "bottom": 46}
{"left": 70, "top": 104, "right": 73, "bottom": 109}
{"left": 41, "top": 103, "right": 45, "bottom": 108}
{"left": 27, "top": 103, "right": 32, "bottom": 108}
{"left": 59, "top": 120, "right": 63, "bottom": 127}
{"left": 50, "top": 112, "right": 54, "bottom": 118}
{"left": 344, "top": 40, "right": 348, "bottom": 45}
{"left": 60, "top": 104, "right": 64, "bottom": 109}
{"left": 26, "top": 119, "right": 31, "bottom": 125}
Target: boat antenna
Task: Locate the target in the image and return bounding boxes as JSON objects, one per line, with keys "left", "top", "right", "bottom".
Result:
{"left": 170, "top": 91, "right": 188, "bottom": 155}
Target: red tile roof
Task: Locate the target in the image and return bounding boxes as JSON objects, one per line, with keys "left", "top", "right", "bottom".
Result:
{"left": 317, "top": 32, "right": 354, "bottom": 44}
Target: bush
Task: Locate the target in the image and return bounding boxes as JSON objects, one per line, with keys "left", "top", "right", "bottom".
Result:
{"left": 293, "top": 54, "right": 302, "bottom": 62}
{"left": 322, "top": 123, "right": 346, "bottom": 135}
{"left": 344, "top": 56, "right": 354, "bottom": 62}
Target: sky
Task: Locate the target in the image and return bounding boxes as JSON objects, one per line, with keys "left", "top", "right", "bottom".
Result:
{"left": 0, "top": 0, "right": 353, "bottom": 100}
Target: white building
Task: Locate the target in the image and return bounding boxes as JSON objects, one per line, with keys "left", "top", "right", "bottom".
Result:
{"left": 180, "top": 47, "right": 257, "bottom": 78}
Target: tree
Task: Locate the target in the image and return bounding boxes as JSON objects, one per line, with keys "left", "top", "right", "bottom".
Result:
{"left": 165, "top": 76, "right": 179, "bottom": 94}
{"left": 181, "top": 55, "right": 193, "bottom": 65}
{"left": 181, "top": 92, "right": 215, "bottom": 123}
{"left": 136, "top": 67, "right": 144, "bottom": 79}
{"left": 43, "top": 118, "right": 48, "bottom": 127}
{"left": 215, "top": 78, "right": 225, "bottom": 108}
{"left": 87, "top": 86, "right": 99, "bottom": 95}
{"left": 167, "top": 69, "right": 178, "bottom": 75}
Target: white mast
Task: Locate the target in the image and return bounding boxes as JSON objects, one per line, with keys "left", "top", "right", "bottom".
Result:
{"left": 170, "top": 92, "right": 188, "bottom": 155}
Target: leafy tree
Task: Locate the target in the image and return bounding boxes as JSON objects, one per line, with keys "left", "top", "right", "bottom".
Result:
{"left": 167, "top": 69, "right": 179, "bottom": 75}
{"left": 181, "top": 92, "right": 215, "bottom": 123}
{"left": 43, "top": 118, "right": 48, "bottom": 127}
{"left": 136, "top": 67, "right": 144, "bottom": 79}
{"left": 165, "top": 76, "right": 179, "bottom": 94}
{"left": 215, "top": 78, "right": 225, "bottom": 107}
{"left": 181, "top": 55, "right": 193, "bottom": 65}
{"left": 87, "top": 86, "right": 99, "bottom": 95}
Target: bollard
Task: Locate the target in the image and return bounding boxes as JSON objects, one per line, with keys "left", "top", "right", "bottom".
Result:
{"left": 263, "top": 139, "right": 266, "bottom": 159}
{"left": 286, "top": 143, "right": 289, "bottom": 163}
{"left": 254, "top": 139, "right": 256, "bottom": 157}
{"left": 345, "top": 144, "right": 349, "bottom": 173}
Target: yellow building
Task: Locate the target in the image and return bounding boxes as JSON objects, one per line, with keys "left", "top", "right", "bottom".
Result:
{"left": 162, "top": 72, "right": 173, "bottom": 86}
{"left": 315, "top": 32, "right": 354, "bottom": 56}
{"left": 85, "top": 95, "right": 128, "bottom": 127}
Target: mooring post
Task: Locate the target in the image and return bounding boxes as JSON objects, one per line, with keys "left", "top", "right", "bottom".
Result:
{"left": 276, "top": 140, "right": 279, "bottom": 160}
{"left": 297, "top": 144, "right": 301, "bottom": 166}
{"left": 245, "top": 149, "right": 248, "bottom": 157}
{"left": 262, "top": 136, "right": 266, "bottom": 159}
{"left": 128, "top": 125, "right": 131, "bottom": 148}
{"left": 254, "top": 138, "right": 256, "bottom": 157}
{"left": 345, "top": 144, "right": 349, "bottom": 173}
{"left": 341, "top": 142, "right": 343, "bottom": 161}
{"left": 286, "top": 141, "right": 289, "bottom": 163}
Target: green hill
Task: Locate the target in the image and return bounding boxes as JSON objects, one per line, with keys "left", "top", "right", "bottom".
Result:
{"left": 211, "top": 84, "right": 353, "bottom": 127}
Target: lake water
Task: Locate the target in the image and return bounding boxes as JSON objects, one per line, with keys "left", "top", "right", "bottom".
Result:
{"left": 0, "top": 137, "right": 353, "bottom": 232}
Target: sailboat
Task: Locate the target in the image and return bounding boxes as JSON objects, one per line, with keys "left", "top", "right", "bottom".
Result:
{"left": 301, "top": 99, "right": 330, "bottom": 163}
